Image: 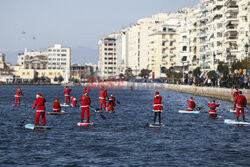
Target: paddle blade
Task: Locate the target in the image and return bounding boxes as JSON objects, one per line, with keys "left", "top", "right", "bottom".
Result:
{"left": 100, "top": 114, "right": 106, "bottom": 120}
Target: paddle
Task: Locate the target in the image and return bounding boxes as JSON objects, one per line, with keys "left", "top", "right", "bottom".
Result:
{"left": 146, "top": 111, "right": 153, "bottom": 127}
{"left": 90, "top": 106, "right": 106, "bottom": 120}
{"left": 196, "top": 105, "right": 206, "bottom": 111}
{"left": 19, "top": 109, "right": 34, "bottom": 127}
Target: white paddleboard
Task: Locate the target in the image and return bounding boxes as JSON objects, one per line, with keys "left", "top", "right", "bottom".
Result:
{"left": 95, "top": 109, "right": 103, "bottom": 113}
{"left": 77, "top": 120, "right": 93, "bottom": 126}
{"left": 178, "top": 110, "right": 200, "bottom": 114}
{"left": 229, "top": 109, "right": 238, "bottom": 113}
{"left": 149, "top": 123, "right": 165, "bottom": 128}
{"left": 25, "top": 124, "right": 52, "bottom": 130}
{"left": 61, "top": 104, "right": 69, "bottom": 107}
{"left": 224, "top": 119, "right": 250, "bottom": 125}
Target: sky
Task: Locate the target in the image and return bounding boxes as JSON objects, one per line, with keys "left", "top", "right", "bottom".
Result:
{"left": 0, "top": 0, "right": 200, "bottom": 64}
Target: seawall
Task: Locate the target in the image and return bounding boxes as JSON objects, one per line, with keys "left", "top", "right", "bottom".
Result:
{"left": 82, "top": 81, "right": 250, "bottom": 105}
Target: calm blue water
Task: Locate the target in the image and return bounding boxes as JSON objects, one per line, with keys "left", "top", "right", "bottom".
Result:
{"left": 0, "top": 86, "right": 249, "bottom": 166}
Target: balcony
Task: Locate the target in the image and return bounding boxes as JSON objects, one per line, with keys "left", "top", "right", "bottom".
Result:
{"left": 224, "top": 6, "right": 238, "bottom": 14}
{"left": 224, "top": 36, "right": 238, "bottom": 43}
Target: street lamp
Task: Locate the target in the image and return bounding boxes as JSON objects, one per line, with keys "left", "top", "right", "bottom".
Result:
{"left": 245, "top": 43, "right": 249, "bottom": 75}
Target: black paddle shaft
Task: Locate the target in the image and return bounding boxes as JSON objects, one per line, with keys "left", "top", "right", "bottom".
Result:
{"left": 19, "top": 109, "right": 34, "bottom": 127}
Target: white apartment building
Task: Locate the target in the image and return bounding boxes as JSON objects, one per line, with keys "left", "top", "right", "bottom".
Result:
{"left": 98, "top": 33, "right": 118, "bottom": 79}
{"left": 47, "top": 44, "right": 71, "bottom": 83}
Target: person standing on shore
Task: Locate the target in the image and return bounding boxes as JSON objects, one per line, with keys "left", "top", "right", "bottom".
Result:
{"left": 14, "top": 87, "right": 24, "bottom": 106}
{"left": 79, "top": 90, "right": 91, "bottom": 123}
{"left": 52, "top": 98, "right": 61, "bottom": 112}
{"left": 71, "top": 96, "right": 77, "bottom": 107}
{"left": 152, "top": 91, "right": 163, "bottom": 125}
{"left": 32, "top": 93, "right": 46, "bottom": 126}
{"left": 207, "top": 100, "right": 220, "bottom": 118}
{"left": 99, "top": 86, "right": 108, "bottom": 110}
{"left": 63, "top": 86, "right": 72, "bottom": 105}
{"left": 185, "top": 97, "right": 196, "bottom": 111}
{"left": 234, "top": 91, "right": 247, "bottom": 121}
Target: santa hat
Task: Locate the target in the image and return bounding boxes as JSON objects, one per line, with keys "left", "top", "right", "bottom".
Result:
{"left": 101, "top": 86, "right": 104, "bottom": 89}
{"left": 36, "top": 93, "right": 42, "bottom": 98}
{"left": 190, "top": 97, "right": 193, "bottom": 100}
{"left": 111, "top": 93, "right": 114, "bottom": 97}
{"left": 212, "top": 100, "right": 215, "bottom": 103}
{"left": 65, "top": 86, "right": 68, "bottom": 88}
{"left": 54, "top": 98, "right": 59, "bottom": 102}
{"left": 155, "top": 91, "right": 160, "bottom": 96}
{"left": 83, "top": 90, "right": 88, "bottom": 95}
{"left": 236, "top": 88, "right": 238, "bottom": 91}
{"left": 108, "top": 97, "right": 113, "bottom": 101}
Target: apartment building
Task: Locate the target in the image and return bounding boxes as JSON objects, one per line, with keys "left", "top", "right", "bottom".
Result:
{"left": 14, "top": 44, "right": 71, "bottom": 83}
{"left": 98, "top": 33, "right": 118, "bottom": 79}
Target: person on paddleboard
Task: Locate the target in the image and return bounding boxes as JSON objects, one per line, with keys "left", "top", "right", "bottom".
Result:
{"left": 32, "top": 93, "right": 46, "bottom": 126}
{"left": 70, "top": 96, "right": 77, "bottom": 107}
{"left": 185, "top": 97, "right": 196, "bottom": 111}
{"left": 63, "top": 86, "right": 72, "bottom": 105}
{"left": 130, "top": 85, "right": 133, "bottom": 91}
{"left": 106, "top": 97, "right": 116, "bottom": 112}
{"left": 152, "top": 91, "right": 163, "bottom": 125}
{"left": 110, "top": 93, "right": 116, "bottom": 106}
{"left": 14, "top": 87, "right": 24, "bottom": 106}
{"left": 99, "top": 86, "right": 108, "bottom": 110}
{"left": 79, "top": 90, "right": 91, "bottom": 123}
{"left": 233, "top": 88, "right": 239, "bottom": 98}
{"left": 207, "top": 100, "right": 220, "bottom": 118}
{"left": 234, "top": 91, "right": 247, "bottom": 121}
{"left": 53, "top": 98, "right": 61, "bottom": 112}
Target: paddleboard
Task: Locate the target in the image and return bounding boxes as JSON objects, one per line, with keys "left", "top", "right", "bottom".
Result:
{"left": 61, "top": 104, "right": 69, "bottom": 107}
{"left": 95, "top": 109, "right": 103, "bottom": 113}
{"left": 71, "top": 105, "right": 79, "bottom": 108}
{"left": 224, "top": 119, "right": 250, "bottom": 125}
{"left": 24, "top": 124, "right": 52, "bottom": 130}
{"left": 48, "top": 110, "right": 66, "bottom": 115}
{"left": 178, "top": 110, "right": 200, "bottom": 114}
{"left": 149, "top": 123, "right": 165, "bottom": 128}
{"left": 77, "top": 120, "right": 93, "bottom": 126}
{"left": 229, "top": 109, "right": 237, "bottom": 113}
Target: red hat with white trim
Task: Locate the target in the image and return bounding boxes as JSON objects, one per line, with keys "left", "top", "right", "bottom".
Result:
{"left": 36, "top": 93, "right": 42, "bottom": 98}
{"left": 190, "top": 97, "right": 193, "bottom": 100}
{"left": 212, "top": 100, "right": 215, "bottom": 103}
{"left": 155, "top": 91, "right": 160, "bottom": 96}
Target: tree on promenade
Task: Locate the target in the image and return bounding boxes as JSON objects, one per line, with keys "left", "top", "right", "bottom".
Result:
{"left": 58, "top": 75, "right": 64, "bottom": 83}
{"left": 207, "top": 70, "right": 217, "bottom": 79}
{"left": 217, "top": 62, "right": 229, "bottom": 78}
{"left": 54, "top": 76, "right": 58, "bottom": 82}
{"left": 139, "top": 69, "right": 151, "bottom": 79}
{"left": 125, "top": 68, "right": 133, "bottom": 78}
{"left": 193, "top": 67, "right": 201, "bottom": 77}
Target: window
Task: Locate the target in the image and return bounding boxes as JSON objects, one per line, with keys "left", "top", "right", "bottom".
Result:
{"left": 53, "top": 49, "right": 56, "bottom": 52}
{"left": 183, "top": 46, "right": 187, "bottom": 51}
{"left": 105, "top": 62, "right": 107, "bottom": 64}
{"left": 105, "top": 53, "right": 107, "bottom": 55}
{"left": 57, "top": 58, "right": 60, "bottom": 61}
{"left": 48, "top": 49, "right": 52, "bottom": 52}
{"left": 57, "top": 49, "right": 60, "bottom": 52}
{"left": 57, "top": 54, "right": 60, "bottom": 56}
{"left": 61, "top": 54, "right": 66, "bottom": 56}
{"left": 105, "top": 58, "right": 107, "bottom": 60}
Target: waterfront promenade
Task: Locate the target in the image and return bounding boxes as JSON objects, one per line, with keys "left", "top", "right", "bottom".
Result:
{"left": 82, "top": 81, "right": 250, "bottom": 105}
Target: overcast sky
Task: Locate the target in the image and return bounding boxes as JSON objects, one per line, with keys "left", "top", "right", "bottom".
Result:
{"left": 0, "top": 0, "right": 200, "bottom": 63}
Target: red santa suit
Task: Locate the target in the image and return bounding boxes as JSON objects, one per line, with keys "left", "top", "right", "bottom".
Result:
{"left": 153, "top": 92, "right": 163, "bottom": 124}
{"left": 234, "top": 93, "right": 247, "bottom": 120}
{"left": 99, "top": 86, "right": 107, "bottom": 110}
{"left": 185, "top": 97, "right": 196, "bottom": 111}
{"left": 106, "top": 97, "right": 116, "bottom": 111}
{"left": 63, "top": 86, "right": 72, "bottom": 104}
{"left": 52, "top": 98, "right": 61, "bottom": 112}
{"left": 79, "top": 91, "right": 91, "bottom": 122}
{"left": 130, "top": 85, "right": 133, "bottom": 91}
{"left": 71, "top": 96, "right": 77, "bottom": 107}
{"left": 207, "top": 100, "right": 220, "bottom": 117}
{"left": 14, "top": 87, "right": 23, "bottom": 106}
{"left": 32, "top": 93, "right": 46, "bottom": 126}
{"left": 110, "top": 94, "right": 116, "bottom": 106}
